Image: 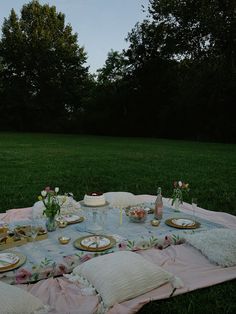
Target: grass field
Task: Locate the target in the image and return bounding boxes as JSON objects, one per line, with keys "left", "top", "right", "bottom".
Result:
{"left": 0, "top": 132, "right": 235, "bottom": 313}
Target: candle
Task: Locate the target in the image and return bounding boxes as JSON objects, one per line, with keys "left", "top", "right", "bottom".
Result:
{"left": 120, "top": 207, "right": 123, "bottom": 225}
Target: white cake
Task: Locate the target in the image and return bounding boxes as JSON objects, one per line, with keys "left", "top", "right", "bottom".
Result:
{"left": 84, "top": 192, "right": 106, "bottom": 206}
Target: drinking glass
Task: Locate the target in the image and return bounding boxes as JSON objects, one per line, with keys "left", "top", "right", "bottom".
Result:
{"left": 30, "top": 219, "right": 39, "bottom": 245}
{"left": 191, "top": 198, "right": 198, "bottom": 220}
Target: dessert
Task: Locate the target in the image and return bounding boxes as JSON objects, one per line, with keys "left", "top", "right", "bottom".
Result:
{"left": 83, "top": 192, "right": 106, "bottom": 206}
{"left": 128, "top": 207, "right": 147, "bottom": 223}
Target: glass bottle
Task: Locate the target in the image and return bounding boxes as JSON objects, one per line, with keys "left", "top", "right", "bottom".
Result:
{"left": 154, "top": 187, "right": 163, "bottom": 220}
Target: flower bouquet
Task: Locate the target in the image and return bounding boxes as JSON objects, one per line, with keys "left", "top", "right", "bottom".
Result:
{"left": 171, "top": 181, "right": 190, "bottom": 211}
{"left": 38, "top": 187, "right": 66, "bottom": 231}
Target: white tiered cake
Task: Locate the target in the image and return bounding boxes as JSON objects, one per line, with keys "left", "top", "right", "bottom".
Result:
{"left": 83, "top": 192, "right": 106, "bottom": 206}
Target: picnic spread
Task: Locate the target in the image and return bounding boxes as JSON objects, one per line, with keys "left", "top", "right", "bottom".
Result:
{"left": 0, "top": 192, "right": 236, "bottom": 314}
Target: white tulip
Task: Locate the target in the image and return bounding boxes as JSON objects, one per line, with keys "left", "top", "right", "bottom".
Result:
{"left": 41, "top": 190, "right": 47, "bottom": 197}
{"left": 178, "top": 181, "right": 183, "bottom": 187}
{"left": 55, "top": 187, "right": 59, "bottom": 193}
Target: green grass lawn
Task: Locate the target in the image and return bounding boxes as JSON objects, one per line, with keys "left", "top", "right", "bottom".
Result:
{"left": 0, "top": 132, "right": 235, "bottom": 313}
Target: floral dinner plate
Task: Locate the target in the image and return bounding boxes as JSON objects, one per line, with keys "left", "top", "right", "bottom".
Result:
{"left": 165, "top": 218, "right": 200, "bottom": 229}
{"left": 74, "top": 235, "right": 116, "bottom": 252}
{"left": 0, "top": 252, "right": 26, "bottom": 272}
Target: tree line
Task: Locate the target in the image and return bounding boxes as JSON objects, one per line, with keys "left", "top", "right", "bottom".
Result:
{"left": 0, "top": 0, "right": 235, "bottom": 142}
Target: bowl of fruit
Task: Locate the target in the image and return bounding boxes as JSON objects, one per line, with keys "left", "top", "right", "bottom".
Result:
{"left": 128, "top": 207, "right": 147, "bottom": 223}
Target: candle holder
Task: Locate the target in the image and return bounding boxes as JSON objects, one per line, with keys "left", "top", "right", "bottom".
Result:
{"left": 151, "top": 219, "right": 160, "bottom": 227}
{"left": 79, "top": 202, "right": 109, "bottom": 234}
{"left": 57, "top": 220, "right": 68, "bottom": 228}
{"left": 58, "top": 236, "right": 71, "bottom": 244}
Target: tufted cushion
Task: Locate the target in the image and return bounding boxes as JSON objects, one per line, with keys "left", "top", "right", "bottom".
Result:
{"left": 185, "top": 228, "right": 236, "bottom": 267}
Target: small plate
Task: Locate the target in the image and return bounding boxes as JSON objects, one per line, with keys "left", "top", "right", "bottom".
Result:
{"left": 56, "top": 215, "right": 84, "bottom": 224}
{"left": 165, "top": 218, "right": 200, "bottom": 229}
{"left": 74, "top": 235, "right": 116, "bottom": 252}
{"left": 0, "top": 252, "right": 26, "bottom": 272}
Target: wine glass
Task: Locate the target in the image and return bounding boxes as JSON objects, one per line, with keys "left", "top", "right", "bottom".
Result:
{"left": 30, "top": 219, "right": 39, "bottom": 246}
{"left": 191, "top": 198, "right": 198, "bottom": 221}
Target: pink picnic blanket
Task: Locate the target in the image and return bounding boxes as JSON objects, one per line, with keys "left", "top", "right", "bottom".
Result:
{"left": 18, "top": 243, "right": 236, "bottom": 314}
{"left": 1, "top": 195, "right": 236, "bottom": 314}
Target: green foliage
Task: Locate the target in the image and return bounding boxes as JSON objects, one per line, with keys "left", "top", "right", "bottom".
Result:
{"left": 0, "top": 133, "right": 235, "bottom": 214}
{"left": 0, "top": 0, "right": 235, "bottom": 141}
{"left": 0, "top": 0, "right": 89, "bottom": 131}
{"left": 97, "top": 50, "right": 129, "bottom": 84}
{"left": 89, "top": 0, "right": 236, "bottom": 142}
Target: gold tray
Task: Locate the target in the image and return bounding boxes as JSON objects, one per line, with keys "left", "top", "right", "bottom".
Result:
{"left": 0, "top": 252, "right": 26, "bottom": 273}
{"left": 165, "top": 218, "right": 200, "bottom": 229}
{"left": 0, "top": 226, "right": 48, "bottom": 251}
{"left": 73, "top": 235, "right": 116, "bottom": 252}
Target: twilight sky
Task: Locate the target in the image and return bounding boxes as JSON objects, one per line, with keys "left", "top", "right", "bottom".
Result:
{"left": 0, "top": 0, "right": 149, "bottom": 73}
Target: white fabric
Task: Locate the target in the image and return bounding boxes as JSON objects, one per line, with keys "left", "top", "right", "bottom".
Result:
{"left": 72, "top": 251, "right": 180, "bottom": 308}
{"left": 185, "top": 228, "right": 236, "bottom": 267}
{"left": 0, "top": 281, "right": 48, "bottom": 314}
{"left": 104, "top": 192, "right": 140, "bottom": 207}
{"left": 32, "top": 196, "right": 81, "bottom": 218}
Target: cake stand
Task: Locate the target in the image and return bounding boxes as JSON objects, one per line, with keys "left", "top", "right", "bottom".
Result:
{"left": 79, "top": 202, "right": 110, "bottom": 234}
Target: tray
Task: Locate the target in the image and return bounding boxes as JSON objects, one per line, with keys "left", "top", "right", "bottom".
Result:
{"left": 0, "top": 252, "right": 26, "bottom": 273}
{"left": 0, "top": 226, "right": 48, "bottom": 251}
{"left": 165, "top": 218, "right": 200, "bottom": 229}
{"left": 74, "top": 235, "right": 116, "bottom": 252}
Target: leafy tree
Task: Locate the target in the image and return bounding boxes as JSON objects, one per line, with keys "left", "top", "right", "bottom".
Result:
{"left": 0, "top": 0, "right": 89, "bottom": 131}
{"left": 123, "top": 0, "right": 236, "bottom": 141}
{"left": 149, "top": 0, "right": 236, "bottom": 72}
{"left": 97, "top": 50, "right": 130, "bottom": 84}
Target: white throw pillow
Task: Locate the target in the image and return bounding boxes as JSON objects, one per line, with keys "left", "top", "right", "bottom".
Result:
{"left": 0, "top": 281, "right": 48, "bottom": 314}
{"left": 72, "top": 251, "right": 181, "bottom": 308}
{"left": 185, "top": 228, "right": 236, "bottom": 267}
{"left": 104, "top": 192, "right": 140, "bottom": 207}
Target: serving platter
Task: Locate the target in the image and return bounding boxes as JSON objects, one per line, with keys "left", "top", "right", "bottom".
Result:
{"left": 74, "top": 235, "right": 116, "bottom": 252}
{"left": 0, "top": 252, "right": 26, "bottom": 272}
{"left": 165, "top": 218, "right": 200, "bottom": 229}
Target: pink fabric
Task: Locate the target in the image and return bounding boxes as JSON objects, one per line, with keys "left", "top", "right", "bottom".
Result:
{"left": 0, "top": 206, "right": 32, "bottom": 223}
{"left": 19, "top": 277, "right": 99, "bottom": 314}
{"left": 1, "top": 195, "right": 236, "bottom": 314}
{"left": 18, "top": 244, "right": 236, "bottom": 314}
{"left": 136, "top": 194, "right": 236, "bottom": 229}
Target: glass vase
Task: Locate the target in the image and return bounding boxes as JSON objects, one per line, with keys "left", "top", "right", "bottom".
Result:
{"left": 174, "top": 198, "right": 181, "bottom": 212}
{"left": 46, "top": 216, "right": 57, "bottom": 232}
